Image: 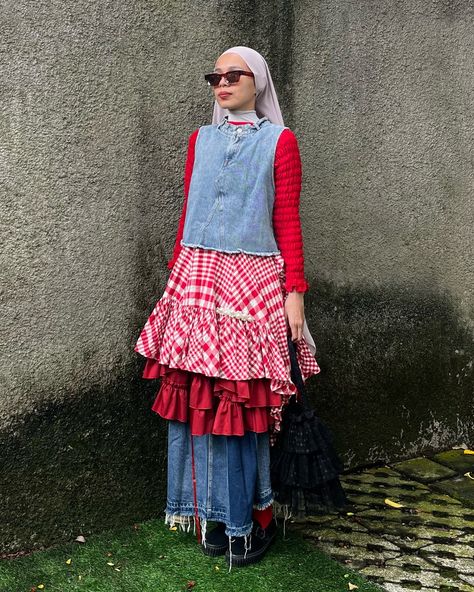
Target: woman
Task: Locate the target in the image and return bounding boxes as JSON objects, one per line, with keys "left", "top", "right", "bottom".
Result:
{"left": 134, "top": 46, "right": 320, "bottom": 568}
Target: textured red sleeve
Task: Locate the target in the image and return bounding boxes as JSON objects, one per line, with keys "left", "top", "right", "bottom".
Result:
{"left": 272, "top": 129, "right": 310, "bottom": 293}
{"left": 167, "top": 129, "right": 199, "bottom": 269}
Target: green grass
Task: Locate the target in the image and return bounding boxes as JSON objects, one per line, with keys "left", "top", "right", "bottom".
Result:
{"left": 0, "top": 518, "right": 382, "bottom": 592}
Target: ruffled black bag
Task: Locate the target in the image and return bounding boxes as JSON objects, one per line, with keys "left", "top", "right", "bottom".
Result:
{"left": 270, "top": 335, "right": 349, "bottom": 517}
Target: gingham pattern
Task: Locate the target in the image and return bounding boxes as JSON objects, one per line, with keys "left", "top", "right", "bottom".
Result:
{"left": 135, "top": 246, "right": 320, "bottom": 401}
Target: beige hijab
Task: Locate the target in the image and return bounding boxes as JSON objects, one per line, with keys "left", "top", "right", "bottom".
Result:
{"left": 211, "top": 46, "right": 285, "bottom": 126}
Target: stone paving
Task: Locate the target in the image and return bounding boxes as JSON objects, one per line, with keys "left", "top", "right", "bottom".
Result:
{"left": 290, "top": 447, "right": 474, "bottom": 591}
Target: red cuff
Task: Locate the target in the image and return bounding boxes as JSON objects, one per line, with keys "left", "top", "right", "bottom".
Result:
{"left": 285, "top": 279, "right": 309, "bottom": 293}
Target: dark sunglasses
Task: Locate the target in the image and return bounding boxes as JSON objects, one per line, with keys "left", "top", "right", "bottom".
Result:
{"left": 204, "top": 70, "right": 255, "bottom": 87}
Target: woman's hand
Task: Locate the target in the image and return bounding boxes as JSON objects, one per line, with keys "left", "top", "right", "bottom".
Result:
{"left": 284, "top": 291, "right": 305, "bottom": 341}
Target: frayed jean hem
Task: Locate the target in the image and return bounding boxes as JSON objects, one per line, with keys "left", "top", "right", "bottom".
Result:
{"left": 165, "top": 506, "right": 253, "bottom": 538}
{"left": 253, "top": 488, "right": 273, "bottom": 510}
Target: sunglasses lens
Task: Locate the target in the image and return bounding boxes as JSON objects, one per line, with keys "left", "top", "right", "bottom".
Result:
{"left": 226, "top": 71, "right": 241, "bottom": 83}
{"left": 205, "top": 74, "right": 221, "bottom": 86}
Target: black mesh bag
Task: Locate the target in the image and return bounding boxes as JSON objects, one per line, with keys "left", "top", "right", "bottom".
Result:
{"left": 270, "top": 335, "right": 349, "bottom": 517}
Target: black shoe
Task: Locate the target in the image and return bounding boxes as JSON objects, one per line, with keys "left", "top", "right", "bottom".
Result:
{"left": 225, "top": 519, "right": 277, "bottom": 567}
{"left": 201, "top": 522, "right": 228, "bottom": 556}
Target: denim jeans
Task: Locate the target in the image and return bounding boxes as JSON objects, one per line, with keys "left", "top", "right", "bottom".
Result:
{"left": 165, "top": 420, "right": 273, "bottom": 538}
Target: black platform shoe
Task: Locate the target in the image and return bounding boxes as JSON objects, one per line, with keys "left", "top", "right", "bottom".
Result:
{"left": 225, "top": 519, "right": 277, "bottom": 567}
{"left": 201, "top": 522, "right": 228, "bottom": 556}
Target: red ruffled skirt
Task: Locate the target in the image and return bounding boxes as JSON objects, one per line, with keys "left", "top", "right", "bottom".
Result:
{"left": 143, "top": 360, "right": 281, "bottom": 436}
{"left": 135, "top": 245, "right": 320, "bottom": 437}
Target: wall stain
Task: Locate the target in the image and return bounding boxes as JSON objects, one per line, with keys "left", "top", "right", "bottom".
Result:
{"left": 0, "top": 362, "right": 166, "bottom": 555}
{"left": 304, "top": 281, "right": 473, "bottom": 470}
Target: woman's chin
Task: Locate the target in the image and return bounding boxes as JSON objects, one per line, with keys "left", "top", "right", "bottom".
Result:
{"left": 217, "top": 100, "right": 235, "bottom": 109}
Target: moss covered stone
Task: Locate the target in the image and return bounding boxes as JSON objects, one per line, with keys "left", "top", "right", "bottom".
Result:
{"left": 432, "top": 477, "right": 474, "bottom": 508}
{"left": 431, "top": 449, "right": 474, "bottom": 474}
{"left": 391, "top": 456, "right": 457, "bottom": 482}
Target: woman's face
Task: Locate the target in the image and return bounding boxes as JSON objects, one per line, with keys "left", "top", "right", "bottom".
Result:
{"left": 212, "top": 53, "right": 256, "bottom": 111}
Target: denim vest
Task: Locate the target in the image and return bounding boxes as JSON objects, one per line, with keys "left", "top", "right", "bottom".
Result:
{"left": 181, "top": 116, "right": 287, "bottom": 256}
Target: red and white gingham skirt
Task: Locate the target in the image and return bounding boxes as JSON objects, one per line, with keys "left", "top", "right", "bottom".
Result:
{"left": 134, "top": 245, "right": 320, "bottom": 436}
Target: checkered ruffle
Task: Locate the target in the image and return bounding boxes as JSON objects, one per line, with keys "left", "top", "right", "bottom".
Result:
{"left": 134, "top": 245, "right": 320, "bottom": 433}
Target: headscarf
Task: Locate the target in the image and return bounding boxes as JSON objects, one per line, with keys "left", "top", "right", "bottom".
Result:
{"left": 211, "top": 46, "right": 285, "bottom": 126}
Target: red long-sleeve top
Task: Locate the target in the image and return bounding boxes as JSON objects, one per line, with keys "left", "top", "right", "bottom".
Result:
{"left": 167, "top": 122, "right": 309, "bottom": 293}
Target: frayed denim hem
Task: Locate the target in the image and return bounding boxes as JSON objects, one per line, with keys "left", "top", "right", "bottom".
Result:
{"left": 165, "top": 507, "right": 253, "bottom": 538}
{"left": 224, "top": 522, "right": 253, "bottom": 538}
{"left": 166, "top": 500, "right": 227, "bottom": 522}
{"left": 253, "top": 489, "right": 273, "bottom": 510}
{"left": 180, "top": 241, "right": 281, "bottom": 257}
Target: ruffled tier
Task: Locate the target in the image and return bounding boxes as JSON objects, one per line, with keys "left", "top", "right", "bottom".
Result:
{"left": 144, "top": 360, "right": 282, "bottom": 436}
{"left": 135, "top": 296, "right": 317, "bottom": 395}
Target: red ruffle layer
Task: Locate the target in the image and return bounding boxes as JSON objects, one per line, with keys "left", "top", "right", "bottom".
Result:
{"left": 143, "top": 358, "right": 281, "bottom": 436}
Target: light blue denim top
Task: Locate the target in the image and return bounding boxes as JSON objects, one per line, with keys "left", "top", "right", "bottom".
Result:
{"left": 181, "top": 115, "right": 288, "bottom": 256}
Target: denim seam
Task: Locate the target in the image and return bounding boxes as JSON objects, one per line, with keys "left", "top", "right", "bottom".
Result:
{"left": 207, "top": 433, "right": 213, "bottom": 517}
{"left": 198, "top": 198, "right": 220, "bottom": 241}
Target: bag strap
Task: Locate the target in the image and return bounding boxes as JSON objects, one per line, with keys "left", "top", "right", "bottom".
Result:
{"left": 287, "top": 334, "right": 311, "bottom": 410}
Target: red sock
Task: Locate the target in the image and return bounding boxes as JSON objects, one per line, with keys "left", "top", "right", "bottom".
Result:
{"left": 252, "top": 505, "right": 273, "bottom": 529}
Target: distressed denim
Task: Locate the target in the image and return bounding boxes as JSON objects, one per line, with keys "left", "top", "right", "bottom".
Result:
{"left": 181, "top": 115, "right": 287, "bottom": 256}
{"left": 165, "top": 421, "right": 273, "bottom": 538}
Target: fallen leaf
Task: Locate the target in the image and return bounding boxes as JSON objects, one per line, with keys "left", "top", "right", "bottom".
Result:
{"left": 114, "top": 568, "right": 121, "bottom": 572}
{"left": 214, "top": 565, "right": 220, "bottom": 571}
{"left": 464, "top": 450, "right": 474, "bottom": 455}
{"left": 169, "top": 526, "right": 178, "bottom": 531}
{"left": 384, "top": 498, "right": 404, "bottom": 509}
{"left": 186, "top": 581, "right": 196, "bottom": 590}
{"left": 107, "top": 562, "right": 115, "bottom": 566}
{"left": 78, "top": 576, "right": 82, "bottom": 581}
{"left": 37, "top": 586, "right": 45, "bottom": 590}
{"left": 106, "top": 552, "right": 113, "bottom": 557}
{"left": 464, "top": 471, "right": 474, "bottom": 480}
{"left": 346, "top": 512, "right": 354, "bottom": 516}
{"left": 65, "top": 558, "right": 72, "bottom": 565}
{"left": 348, "top": 584, "right": 359, "bottom": 590}
{"left": 75, "top": 535, "right": 86, "bottom": 543}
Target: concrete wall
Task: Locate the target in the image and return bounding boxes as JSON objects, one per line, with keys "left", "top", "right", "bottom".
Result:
{"left": 292, "top": 0, "right": 473, "bottom": 466}
{"left": 1, "top": 0, "right": 472, "bottom": 553}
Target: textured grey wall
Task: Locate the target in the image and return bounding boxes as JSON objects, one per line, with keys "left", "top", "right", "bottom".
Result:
{"left": 1, "top": 0, "right": 472, "bottom": 553}
{"left": 292, "top": 0, "right": 473, "bottom": 466}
